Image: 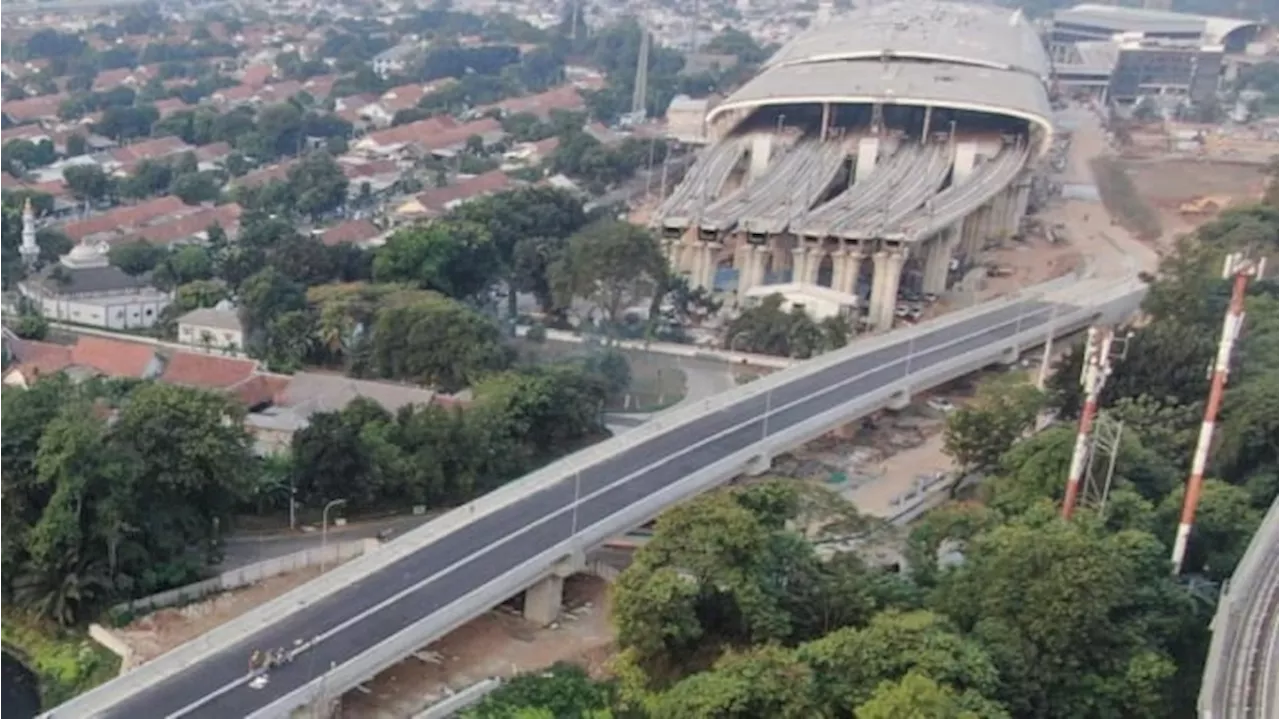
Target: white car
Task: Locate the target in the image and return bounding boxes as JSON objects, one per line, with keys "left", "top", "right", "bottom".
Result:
{"left": 926, "top": 397, "right": 956, "bottom": 413}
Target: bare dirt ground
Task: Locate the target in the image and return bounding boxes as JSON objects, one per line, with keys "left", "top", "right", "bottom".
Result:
{"left": 339, "top": 577, "right": 615, "bottom": 719}
{"left": 114, "top": 565, "right": 337, "bottom": 669}
{"left": 1121, "top": 158, "right": 1271, "bottom": 249}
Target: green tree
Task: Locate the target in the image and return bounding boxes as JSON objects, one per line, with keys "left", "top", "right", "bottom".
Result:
{"left": 363, "top": 295, "right": 512, "bottom": 392}
{"left": 942, "top": 376, "right": 1044, "bottom": 477}
{"left": 723, "top": 294, "right": 847, "bottom": 359}
{"left": 1155, "top": 479, "right": 1261, "bottom": 580}
{"left": 373, "top": 220, "right": 500, "bottom": 299}
{"left": 62, "top": 164, "right": 114, "bottom": 203}
{"left": 238, "top": 267, "right": 307, "bottom": 360}
{"left": 465, "top": 663, "right": 614, "bottom": 719}
{"left": 108, "top": 241, "right": 166, "bottom": 276}
{"left": 645, "top": 645, "right": 821, "bottom": 719}
{"left": 855, "top": 672, "right": 1009, "bottom": 719}
{"left": 550, "top": 219, "right": 668, "bottom": 327}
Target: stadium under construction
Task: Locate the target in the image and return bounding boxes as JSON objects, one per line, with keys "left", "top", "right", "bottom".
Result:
{"left": 653, "top": 0, "right": 1055, "bottom": 331}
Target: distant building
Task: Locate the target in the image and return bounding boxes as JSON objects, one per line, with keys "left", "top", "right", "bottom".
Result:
{"left": 371, "top": 43, "right": 422, "bottom": 79}
{"left": 1048, "top": 4, "right": 1271, "bottom": 105}
{"left": 177, "top": 307, "right": 245, "bottom": 353}
{"left": 19, "top": 241, "right": 171, "bottom": 330}
{"left": 665, "top": 94, "right": 718, "bottom": 145}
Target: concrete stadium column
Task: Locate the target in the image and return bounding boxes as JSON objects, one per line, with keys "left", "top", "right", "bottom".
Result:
{"left": 855, "top": 137, "right": 880, "bottom": 184}
{"left": 791, "top": 246, "right": 808, "bottom": 284}
{"left": 874, "top": 250, "right": 906, "bottom": 332}
{"left": 867, "top": 250, "right": 891, "bottom": 331}
{"left": 837, "top": 249, "right": 863, "bottom": 296}
{"left": 679, "top": 240, "right": 699, "bottom": 276}
{"left": 734, "top": 244, "right": 754, "bottom": 295}
{"left": 804, "top": 248, "right": 822, "bottom": 285}
{"left": 523, "top": 575, "right": 564, "bottom": 626}
{"left": 699, "top": 244, "right": 719, "bottom": 290}
{"left": 991, "top": 191, "right": 1009, "bottom": 239}
{"left": 923, "top": 227, "right": 957, "bottom": 294}
{"left": 952, "top": 141, "right": 978, "bottom": 184}
{"left": 820, "top": 103, "right": 831, "bottom": 141}
{"left": 749, "top": 134, "right": 773, "bottom": 181}
{"left": 750, "top": 246, "right": 768, "bottom": 289}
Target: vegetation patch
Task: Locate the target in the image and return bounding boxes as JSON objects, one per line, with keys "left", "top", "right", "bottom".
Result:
{"left": 1, "top": 611, "right": 120, "bottom": 708}
{"left": 1090, "top": 156, "right": 1163, "bottom": 241}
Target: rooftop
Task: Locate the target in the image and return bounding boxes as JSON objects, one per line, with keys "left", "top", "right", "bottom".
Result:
{"left": 765, "top": 0, "right": 1050, "bottom": 80}
{"left": 1053, "top": 4, "right": 1265, "bottom": 46}
{"left": 713, "top": 59, "right": 1053, "bottom": 137}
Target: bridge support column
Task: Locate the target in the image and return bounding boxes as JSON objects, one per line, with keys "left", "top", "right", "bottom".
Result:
{"left": 523, "top": 575, "right": 564, "bottom": 626}
{"left": 701, "top": 244, "right": 720, "bottom": 290}
{"left": 735, "top": 243, "right": 754, "bottom": 295}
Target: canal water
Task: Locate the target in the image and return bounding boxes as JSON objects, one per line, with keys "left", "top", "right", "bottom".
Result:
{"left": 2, "top": 650, "right": 40, "bottom": 719}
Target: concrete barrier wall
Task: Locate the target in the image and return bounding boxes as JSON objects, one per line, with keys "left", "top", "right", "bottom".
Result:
{"left": 247, "top": 281, "right": 1149, "bottom": 718}
{"left": 110, "top": 539, "right": 377, "bottom": 617}
{"left": 1198, "top": 498, "right": 1279, "bottom": 718}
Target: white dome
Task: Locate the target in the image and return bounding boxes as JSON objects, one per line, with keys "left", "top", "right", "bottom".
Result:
{"left": 60, "top": 241, "right": 110, "bottom": 269}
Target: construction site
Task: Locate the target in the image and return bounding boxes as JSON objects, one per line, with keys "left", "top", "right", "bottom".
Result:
{"left": 651, "top": 1, "right": 1051, "bottom": 332}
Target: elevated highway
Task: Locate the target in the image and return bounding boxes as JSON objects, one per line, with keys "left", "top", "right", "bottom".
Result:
{"left": 1199, "top": 498, "right": 1279, "bottom": 719}
{"left": 45, "top": 274, "right": 1148, "bottom": 719}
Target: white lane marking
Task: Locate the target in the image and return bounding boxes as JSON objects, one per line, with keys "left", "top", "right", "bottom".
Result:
{"left": 163, "top": 303, "right": 1056, "bottom": 718}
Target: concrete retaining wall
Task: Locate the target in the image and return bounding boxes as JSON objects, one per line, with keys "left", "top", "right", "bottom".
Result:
{"left": 411, "top": 678, "right": 503, "bottom": 719}
{"left": 87, "top": 624, "right": 135, "bottom": 675}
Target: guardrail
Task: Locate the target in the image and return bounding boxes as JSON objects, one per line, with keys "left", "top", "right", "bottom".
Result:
{"left": 46, "top": 272, "right": 1134, "bottom": 719}
{"left": 244, "top": 279, "right": 1147, "bottom": 718}
{"left": 1199, "top": 498, "right": 1280, "bottom": 719}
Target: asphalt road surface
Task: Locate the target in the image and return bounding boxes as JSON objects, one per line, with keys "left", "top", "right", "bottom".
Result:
{"left": 77, "top": 299, "right": 1061, "bottom": 719}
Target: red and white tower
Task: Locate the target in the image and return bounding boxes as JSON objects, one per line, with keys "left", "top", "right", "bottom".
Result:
{"left": 1170, "top": 253, "right": 1265, "bottom": 574}
{"left": 1062, "top": 326, "right": 1116, "bottom": 520}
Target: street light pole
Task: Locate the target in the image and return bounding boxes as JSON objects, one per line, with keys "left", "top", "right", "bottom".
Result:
{"left": 571, "top": 470, "right": 582, "bottom": 535}
{"left": 320, "top": 498, "right": 347, "bottom": 572}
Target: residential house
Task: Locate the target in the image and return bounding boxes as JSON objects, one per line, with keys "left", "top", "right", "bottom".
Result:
{"left": 482, "top": 85, "right": 585, "bottom": 120}
{"left": 194, "top": 142, "right": 233, "bottom": 171}
{"left": 318, "top": 219, "right": 389, "bottom": 248}
{"left": 500, "top": 136, "right": 560, "bottom": 170}
{"left": 340, "top": 157, "right": 402, "bottom": 198}
{"left": 60, "top": 196, "right": 195, "bottom": 243}
{"left": 102, "top": 136, "right": 195, "bottom": 175}
{"left": 126, "top": 203, "right": 243, "bottom": 247}
{"left": 159, "top": 352, "right": 257, "bottom": 392}
{"left": 2, "top": 93, "right": 69, "bottom": 124}
{"left": 246, "top": 371, "right": 460, "bottom": 454}
{"left": 393, "top": 170, "right": 513, "bottom": 220}
{"left": 176, "top": 307, "right": 244, "bottom": 352}
{"left": 353, "top": 117, "right": 503, "bottom": 158}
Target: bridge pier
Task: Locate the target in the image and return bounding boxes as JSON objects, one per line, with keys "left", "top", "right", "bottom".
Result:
{"left": 523, "top": 576, "right": 564, "bottom": 626}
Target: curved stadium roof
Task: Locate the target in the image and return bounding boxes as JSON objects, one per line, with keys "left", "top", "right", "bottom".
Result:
{"left": 709, "top": 0, "right": 1054, "bottom": 142}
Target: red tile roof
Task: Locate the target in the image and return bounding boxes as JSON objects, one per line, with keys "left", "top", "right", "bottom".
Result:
{"left": 230, "top": 373, "right": 290, "bottom": 408}
{"left": 2, "top": 93, "right": 69, "bottom": 122}
{"left": 62, "top": 196, "right": 191, "bottom": 242}
{"left": 70, "top": 336, "right": 157, "bottom": 378}
{"left": 320, "top": 219, "right": 383, "bottom": 246}
{"left": 361, "top": 115, "right": 458, "bottom": 150}
{"left": 161, "top": 352, "right": 257, "bottom": 389}
{"left": 195, "top": 141, "right": 232, "bottom": 163}
{"left": 234, "top": 161, "right": 296, "bottom": 188}
{"left": 411, "top": 170, "right": 511, "bottom": 217}
{"left": 484, "top": 85, "right": 584, "bottom": 118}
{"left": 109, "top": 136, "right": 193, "bottom": 167}
{"left": 132, "top": 204, "right": 242, "bottom": 246}
{"left": 241, "top": 64, "right": 273, "bottom": 88}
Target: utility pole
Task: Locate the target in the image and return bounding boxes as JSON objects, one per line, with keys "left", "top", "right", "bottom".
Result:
{"left": 1171, "top": 253, "right": 1264, "bottom": 574}
{"left": 1062, "top": 326, "right": 1119, "bottom": 519}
